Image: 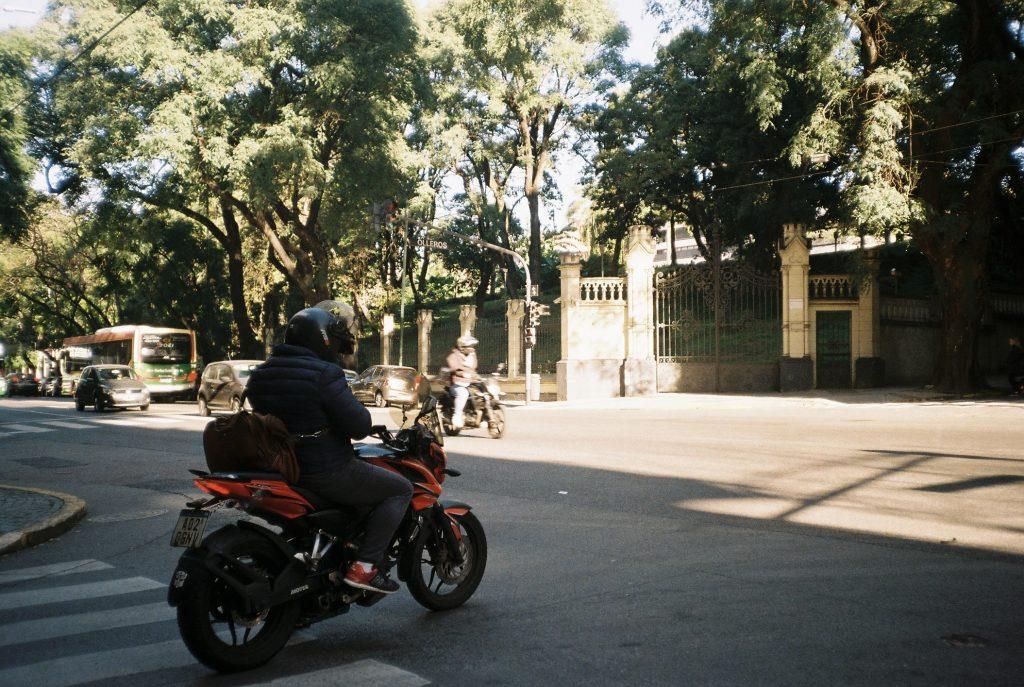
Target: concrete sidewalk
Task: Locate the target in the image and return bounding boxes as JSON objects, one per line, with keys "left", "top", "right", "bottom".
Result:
{"left": 0, "top": 485, "right": 86, "bottom": 556}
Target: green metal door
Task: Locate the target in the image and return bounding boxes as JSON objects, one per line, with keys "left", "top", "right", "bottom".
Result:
{"left": 816, "top": 311, "right": 851, "bottom": 388}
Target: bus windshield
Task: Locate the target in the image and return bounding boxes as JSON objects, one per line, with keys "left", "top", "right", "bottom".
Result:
{"left": 140, "top": 333, "right": 191, "bottom": 364}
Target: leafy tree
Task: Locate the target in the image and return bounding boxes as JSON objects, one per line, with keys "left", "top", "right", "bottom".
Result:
{"left": 432, "top": 0, "right": 628, "bottom": 284}
{"left": 641, "top": 0, "right": 1024, "bottom": 391}
{"left": 34, "top": 0, "right": 421, "bottom": 355}
{"left": 0, "top": 199, "right": 232, "bottom": 362}
{"left": 588, "top": 4, "right": 844, "bottom": 268}
{"left": 0, "top": 32, "right": 32, "bottom": 239}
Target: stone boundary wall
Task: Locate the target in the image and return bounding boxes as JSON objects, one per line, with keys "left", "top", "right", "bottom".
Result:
{"left": 880, "top": 295, "right": 1024, "bottom": 385}
{"left": 656, "top": 362, "right": 779, "bottom": 393}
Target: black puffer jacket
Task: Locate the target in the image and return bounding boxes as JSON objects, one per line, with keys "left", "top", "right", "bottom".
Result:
{"left": 246, "top": 344, "right": 371, "bottom": 475}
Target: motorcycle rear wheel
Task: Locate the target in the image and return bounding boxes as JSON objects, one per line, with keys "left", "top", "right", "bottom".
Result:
{"left": 177, "top": 532, "right": 301, "bottom": 673}
{"left": 406, "top": 511, "right": 487, "bottom": 611}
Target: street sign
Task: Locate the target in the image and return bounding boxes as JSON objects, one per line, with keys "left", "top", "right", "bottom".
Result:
{"left": 530, "top": 284, "right": 539, "bottom": 297}
{"left": 416, "top": 239, "right": 448, "bottom": 250}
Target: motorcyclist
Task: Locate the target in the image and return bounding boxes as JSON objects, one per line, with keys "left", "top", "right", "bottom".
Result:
{"left": 445, "top": 335, "right": 478, "bottom": 429}
{"left": 246, "top": 301, "right": 412, "bottom": 594}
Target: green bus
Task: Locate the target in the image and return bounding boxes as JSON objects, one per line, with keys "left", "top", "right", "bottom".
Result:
{"left": 62, "top": 325, "right": 198, "bottom": 400}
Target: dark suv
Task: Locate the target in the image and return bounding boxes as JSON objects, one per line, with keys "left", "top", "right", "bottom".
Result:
{"left": 197, "top": 360, "right": 260, "bottom": 416}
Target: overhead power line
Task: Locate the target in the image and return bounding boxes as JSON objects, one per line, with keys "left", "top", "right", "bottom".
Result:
{"left": 3, "top": 0, "right": 156, "bottom": 119}
{"left": 909, "top": 109, "right": 1024, "bottom": 138}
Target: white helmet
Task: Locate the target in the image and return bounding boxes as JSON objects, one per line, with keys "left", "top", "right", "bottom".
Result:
{"left": 457, "top": 335, "right": 478, "bottom": 348}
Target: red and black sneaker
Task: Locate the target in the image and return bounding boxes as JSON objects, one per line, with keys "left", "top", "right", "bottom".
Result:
{"left": 342, "top": 562, "right": 400, "bottom": 594}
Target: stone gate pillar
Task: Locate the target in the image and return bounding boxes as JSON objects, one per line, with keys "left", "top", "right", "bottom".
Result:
{"left": 623, "top": 225, "right": 657, "bottom": 395}
{"left": 854, "top": 257, "right": 885, "bottom": 387}
{"left": 416, "top": 310, "right": 433, "bottom": 373}
{"left": 779, "top": 223, "right": 813, "bottom": 390}
{"left": 381, "top": 314, "right": 395, "bottom": 366}
{"left": 459, "top": 305, "right": 476, "bottom": 338}
{"left": 506, "top": 299, "right": 525, "bottom": 378}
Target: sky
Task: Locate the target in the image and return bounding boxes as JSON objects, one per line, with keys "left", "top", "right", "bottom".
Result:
{"left": 2, "top": 0, "right": 667, "bottom": 229}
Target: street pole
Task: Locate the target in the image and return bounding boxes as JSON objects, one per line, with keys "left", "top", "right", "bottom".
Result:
{"left": 397, "top": 224, "right": 409, "bottom": 367}
{"left": 407, "top": 220, "right": 533, "bottom": 406}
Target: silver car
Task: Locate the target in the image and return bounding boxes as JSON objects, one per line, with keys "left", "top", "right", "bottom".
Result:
{"left": 349, "top": 365, "right": 426, "bottom": 408}
{"left": 74, "top": 365, "right": 150, "bottom": 411}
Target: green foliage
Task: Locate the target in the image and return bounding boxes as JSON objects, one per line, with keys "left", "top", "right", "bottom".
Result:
{"left": 0, "top": 198, "right": 232, "bottom": 361}
{"left": 39, "top": 0, "right": 420, "bottom": 307}
{"left": 0, "top": 33, "right": 32, "bottom": 239}
{"left": 430, "top": 0, "right": 628, "bottom": 282}
{"left": 586, "top": 2, "right": 845, "bottom": 262}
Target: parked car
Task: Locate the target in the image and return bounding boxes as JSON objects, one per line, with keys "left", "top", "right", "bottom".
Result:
{"left": 0, "top": 376, "right": 7, "bottom": 396}
{"left": 5, "top": 372, "right": 40, "bottom": 396}
{"left": 197, "top": 360, "right": 261, "bottom": 416}
{"left": 344, "top": 368, "right": 358, "bottom": 384}
{"left": 349, "top": 365, "right": 428, "bottom": 408}
{"left": 41, "top": 373, "right": 63, "bottom": 397}
{"left": 74, "top": 365, "right": 150, "bottom": 411}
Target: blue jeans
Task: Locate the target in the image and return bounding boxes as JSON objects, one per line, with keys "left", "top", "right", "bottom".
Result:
{"left": 297, "top": 460, "right": 412, "bottom": 565}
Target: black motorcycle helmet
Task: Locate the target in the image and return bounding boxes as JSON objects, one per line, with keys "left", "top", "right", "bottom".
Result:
{"left": 285, "top": 300, "right": 357, "bottom": 363}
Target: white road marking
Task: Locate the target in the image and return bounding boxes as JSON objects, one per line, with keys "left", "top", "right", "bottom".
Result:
{"left": 134, "top": 415, "right": 181, "bottom": 424}
{"left": 87, "top": 417, "right": 159, "bottom": 427}
{"left": 0, "top": 601, "right": 174, "bottom": 647}
{"left": 252, "top": 660, "right": 431, "bottom": 686}
{"left": 0, "top": 634, "right": 315, "bottom": 687}
{"left": 1, "top": 423, "right": 53, "bottom": 433}
{"left": 0, "top": 559, "right": 113, "bottom": 586}
{"left": 39, "top": 420, "right": 97, "bottom": 429}
{"left": 0, "top": 576, "right": 165, "bottom": 610}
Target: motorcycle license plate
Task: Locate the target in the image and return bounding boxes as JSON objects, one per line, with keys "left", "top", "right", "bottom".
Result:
{"left": 170, "top": 510, "right": 209, "bottom": 548}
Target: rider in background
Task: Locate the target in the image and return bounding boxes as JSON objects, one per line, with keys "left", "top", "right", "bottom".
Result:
{"left": 246, "top": 301, "right": 412, "bottom": 595}
{"left": 445, "top": 335, "right": 478, "bottom": 429}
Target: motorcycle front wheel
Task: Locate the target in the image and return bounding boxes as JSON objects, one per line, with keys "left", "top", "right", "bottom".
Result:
{"left": 487, "top": 407, "right": 506, "bottom": 439}
{"left": 177, "top": 532, "right": 301, "bottom": 673}
{"left": 406, "top": 511, "right": 487, "bottom": 611}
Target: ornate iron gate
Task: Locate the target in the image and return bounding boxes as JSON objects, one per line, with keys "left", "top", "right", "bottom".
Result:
{"left": 655, "top": 258, "right": 781, "bottom": 391}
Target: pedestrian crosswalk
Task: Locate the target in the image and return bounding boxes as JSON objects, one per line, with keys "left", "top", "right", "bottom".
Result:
{"left": 0, "top": 412, "right": 210, "bottom": 439}
{"left": 0, "top": 557, "right": 431, "bottom": 686}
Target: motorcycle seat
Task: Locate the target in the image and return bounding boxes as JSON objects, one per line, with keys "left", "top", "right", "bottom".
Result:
{"left": 291, "top": 485, "right": 335, "bottom": 511}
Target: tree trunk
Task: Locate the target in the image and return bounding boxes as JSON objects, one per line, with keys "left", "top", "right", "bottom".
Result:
{"left": 929, "top": 247, "right": 986, "bottom": 393}
{"left": 474, "top": 260, "right": 494, "bottom": 317}
{"left": 220, "top": 203, "right": 262, "bottom": 357}
{"left": 526, "top": 191, "right": 542, "bottom": 286}
{"left": 917, "top": 210, "right": 991, "bottom": 393}
{"left": 669, "top": 213, "right": 678, "bottom": 266}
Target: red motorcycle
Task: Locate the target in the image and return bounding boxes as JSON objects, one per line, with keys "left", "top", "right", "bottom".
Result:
{"left": 167, "top": 397, "right": 486, "bottom": 672}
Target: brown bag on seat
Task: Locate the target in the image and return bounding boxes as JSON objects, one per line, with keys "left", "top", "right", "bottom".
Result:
{"left": 202, "top": 408, "right": 300, "bottom": 484}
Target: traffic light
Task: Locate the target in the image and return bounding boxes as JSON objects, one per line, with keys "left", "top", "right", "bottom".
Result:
{"left": 524, "top": 326, "right": 536, "bottom": 349}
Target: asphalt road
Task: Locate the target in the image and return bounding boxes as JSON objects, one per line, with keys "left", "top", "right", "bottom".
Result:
{"left": 0, "top": 392, "right": 1022, "bottom": 686}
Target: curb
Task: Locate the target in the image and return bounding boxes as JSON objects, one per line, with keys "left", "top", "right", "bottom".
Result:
{"left": 0, "top": 484, "right": 87, "bottom": 556}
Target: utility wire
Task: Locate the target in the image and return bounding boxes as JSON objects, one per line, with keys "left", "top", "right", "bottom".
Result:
{"left": 2, "top": 0, "right": 156, "bottom": 119}
{"left": 911, "top": 136, "right": 1024, "bottom": 161}
{"left": 908, "top": 109, "right": 1024, "bottom": 138}
{"left": 710, "top": 134, "right": 1022, "bottom": 192}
